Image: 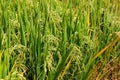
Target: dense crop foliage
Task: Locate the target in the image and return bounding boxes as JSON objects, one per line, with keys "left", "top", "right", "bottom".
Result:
{"left": 0, "top": 0, "right": 120, "bottom": 80}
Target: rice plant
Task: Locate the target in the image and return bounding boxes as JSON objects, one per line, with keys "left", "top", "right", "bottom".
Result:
{"left": 0, "top": 0, "right": 120, "bottom": 80}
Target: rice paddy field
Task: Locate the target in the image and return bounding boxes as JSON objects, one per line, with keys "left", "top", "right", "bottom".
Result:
{"left": 0, "top": 0, "right": 120, "bottom": 80}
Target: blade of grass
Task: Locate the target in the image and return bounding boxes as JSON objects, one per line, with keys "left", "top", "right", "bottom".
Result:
{"left": 61, "top": 56, "right": 73, "bottom": 79}
{"left": 93, "top": 32, "right": 120, "bottom": 60}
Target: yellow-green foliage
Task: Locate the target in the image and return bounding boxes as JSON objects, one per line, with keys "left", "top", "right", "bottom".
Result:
{"left": 0, "top": 0, "right": 120, "bottom": 80}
